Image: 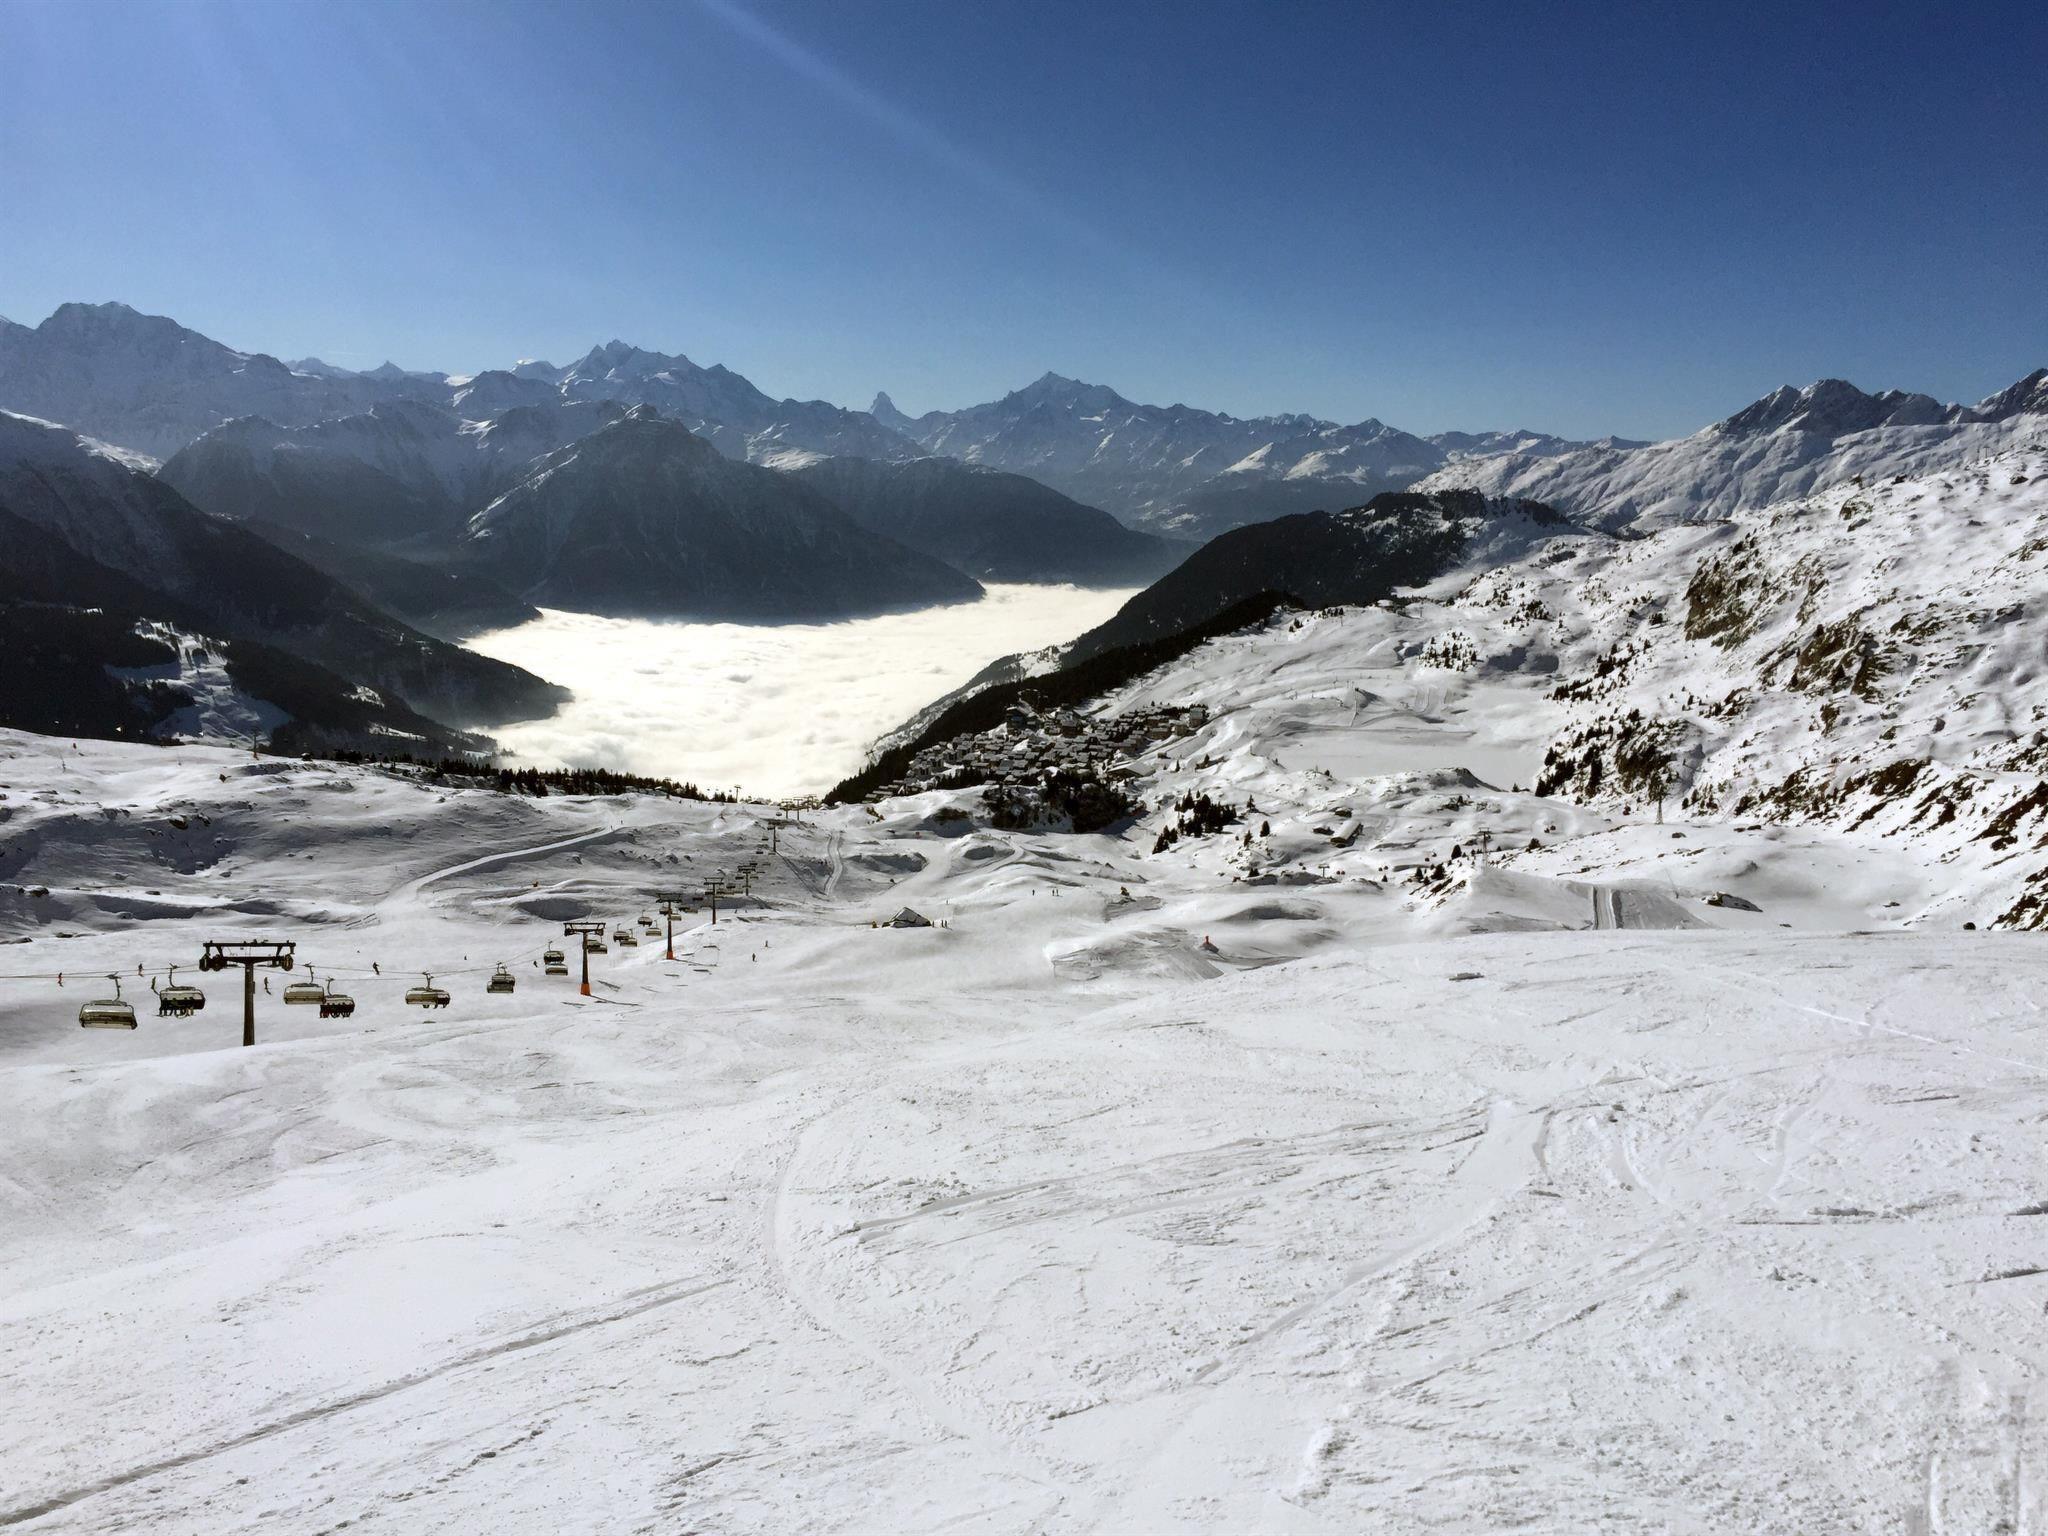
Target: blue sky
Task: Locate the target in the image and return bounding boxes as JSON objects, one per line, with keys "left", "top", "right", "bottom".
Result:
{"left": 3, "top": 0, "right": 2042, "bottom": 438}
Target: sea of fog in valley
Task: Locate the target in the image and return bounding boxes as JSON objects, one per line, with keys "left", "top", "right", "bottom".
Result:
{"left": 464, "top": 583, "right": 1136, "bottom": 797}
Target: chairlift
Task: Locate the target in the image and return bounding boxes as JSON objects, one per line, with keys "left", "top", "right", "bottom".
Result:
{"left": 543, "top": 947, "right": 568, "bottom": 976}
{"left": 615, "top": 928, "right": 638, "bottom": 946}
{"left": 319, "top": 979, "right": 356, "bottom": 1019}
{"left": 487, "top": 964, "right": 517, "bottom": 995}
{"left": 157, "top": 967, "right": 206, "bottom": 1018}
{"left": 79, "top": 974, "right": 138, "bottom": 1030}
{"left": 283, "top": 969, "right": 326, "bottom": 1005}
{"left": 586, "top": 936, "right": 609, "bottom": 954}
{"left": 405, "top": 973, "right": 452, "bottom": 1009}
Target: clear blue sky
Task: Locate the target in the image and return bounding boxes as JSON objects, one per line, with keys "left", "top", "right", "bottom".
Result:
{"left": 3, "top": 0, "right": 2043, "bottom": 438}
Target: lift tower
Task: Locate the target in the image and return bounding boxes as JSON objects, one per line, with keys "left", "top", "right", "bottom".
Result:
{"left": 702, "top": 875, "right": 730, "bottom": 926}
{"left": 198, "top": 939, "right": 296, "bottom": 1047}
{"left": 564, "top": 921, "right": 606, "bottom": 997}
{"left": 655, "top": 893, "right": 689, "bottom": 961}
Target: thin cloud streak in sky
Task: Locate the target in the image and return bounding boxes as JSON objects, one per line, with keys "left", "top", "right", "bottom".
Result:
{"left": 694, "top": 0, "right": 1151, "bottom": 276}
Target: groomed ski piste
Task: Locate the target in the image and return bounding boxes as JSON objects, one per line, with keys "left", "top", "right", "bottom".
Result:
{"left": 4, "top": 455, "right": 2046, "bottom": 1533}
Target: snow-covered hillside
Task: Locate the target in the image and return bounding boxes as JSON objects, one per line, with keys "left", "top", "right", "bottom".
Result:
{"left": 1418, "top": 371, "right": 2048, "bottom": 531}
{"left": 3, "top": 667, "right": 2045, "bottom": 1530}
{"left": 1007, "top": 448, "right": 2048, "bottom": 932}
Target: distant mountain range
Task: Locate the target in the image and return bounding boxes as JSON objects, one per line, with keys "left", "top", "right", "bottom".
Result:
{"left": 0, "top": 302, "right": 925, "bottom": 469}
{"left": 9, "top": 300, "right": 2039, "bottom": 558}
{"left": 785, "top": 454, "right": 1182, "bottom": 586}
{"left": 5, "top": 296, "right": 2046, "bottom": 767}
{"left": 0, "top": 303, "right": 433, "bottom": 463}
{"left": 462, "top": 408, "right": 983, "bottom": 620}
{"left": 157, "top": 398, "right": 1150, "bottom": 620}
{"left": 872, "top": 373, "right": 1622, "bottom": 538}
{"left": 0, "top": 302, "right": 1625, "bottom": 546}
{"left": 0, "top": 411, "right": 562, "bottom": 748}
{"left": 1415, "top": 372, "right": 2048, "bottom": 530}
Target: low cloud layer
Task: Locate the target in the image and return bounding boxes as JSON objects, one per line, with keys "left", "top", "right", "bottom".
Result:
{"left": 465, "top": 584, "right": 1134, "bottom": 798}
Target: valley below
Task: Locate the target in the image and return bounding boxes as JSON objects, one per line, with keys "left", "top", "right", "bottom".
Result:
{"left": 463, "top": 582, "right": 1137, "bottom": 797}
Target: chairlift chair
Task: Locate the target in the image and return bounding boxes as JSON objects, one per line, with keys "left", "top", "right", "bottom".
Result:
{"left": 586, "top": 936, "right": 609, "bottom": 954}
{"left": 615, "top": 928, "right": 638, "bottom": 946}
{"left": 487, "top": 964, "right": 517, "bottom": 995}
{"left": 543, "top": 947, "right": 568, "bottom": 976}
{"left": 282, "top": 970, "right": 326, "bottom": 1005}
{"left": 79, "top": 974, "right": 138, "bottom": 1030}
{"left": 157, "top": 967, "right": 206, "bottom": 1018}
{"left": 319, "top": 980, "right": 356, "bottom": 1019}
{"left": 405, "top": 973, "right": 452, "bottom": 1009}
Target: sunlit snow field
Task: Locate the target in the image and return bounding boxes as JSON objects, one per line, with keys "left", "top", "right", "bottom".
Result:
{"left": 465, "top": 582, "right": 1135, "bottom": 795}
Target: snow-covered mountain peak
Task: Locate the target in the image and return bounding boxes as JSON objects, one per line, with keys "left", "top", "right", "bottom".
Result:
{"left": 1714, "top": 377, "right": 1950, "bottom": 438}
{"left": 32, "top": 300, "right": 235, "bottom": 362}
{"left": 1420, "top": 368, "right": 2048, "bottom": 531}
{"left": 1976, "top": 366, "right": 2048, "bottom": 421}
{"left": 569, "top": 339, "right": 699, "bottom": 382}
{"left": 42, "top": 298, "right": 148, "bottom": 328}
{"left": 285, "top": 356, "right": 354, "bottom": 379}
{"left": 359, "top": 360, "right": 444, "bottom": 383}
{"left": 1006, "top": 371, "right": 1129, "bottom": 415}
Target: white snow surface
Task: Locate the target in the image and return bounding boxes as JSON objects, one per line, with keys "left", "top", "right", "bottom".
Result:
{"left": 4, "top": 443, "right": 2048, "bottom": 1532}
{"left": 6, "top": 445, "right": 2048, "bottom": 1532}
{"left": 106, "top": 622, "right": 290, "bottom": 744}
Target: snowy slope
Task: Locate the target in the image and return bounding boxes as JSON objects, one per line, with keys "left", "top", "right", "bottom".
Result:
{"left": 1417, "top": 370, "right": 2048, "bottom": 530}
{"left": 1054, "top": 448, "right": 2048, "bottom": 931}
{"left": 2, "top": 713, "right": 2045, "bottom": 1532}
{"left": 556, "top": 340, "right": 924, "bottom": 464}
{"left": 2, "top": 444, "right": 2044, "bottom": 1531}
